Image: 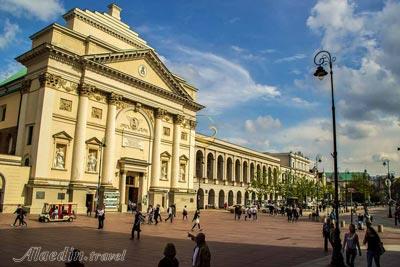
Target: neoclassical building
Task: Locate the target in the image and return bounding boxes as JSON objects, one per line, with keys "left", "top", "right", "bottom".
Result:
{"left": 0, "top": 4, "right": 313, "bottom": 214}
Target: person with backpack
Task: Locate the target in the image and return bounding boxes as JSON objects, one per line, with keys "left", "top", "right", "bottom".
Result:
{"left": 363, "top": 225, "right": 384, "bottom": 267}
{"left": 322, "top": 218, "right": 331, "bottom": 252}
{"left": 342, "top": 224, "right": 361, "bottom": 267}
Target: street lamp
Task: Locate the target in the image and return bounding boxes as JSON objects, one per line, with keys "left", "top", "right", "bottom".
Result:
{"left": 313, "top": 50, "right": 344, "bottom": 266}
{"left": 383, "top": 160, "right": 393, "bottom": 218}
{"left": 314, "top": 156, "right": 322, "bottom": 216}
{"left": 197, "top": 155, "right": 205, "bottom": 210}
{"left": 96, "top": 141, "right": 106, "bottom": 207}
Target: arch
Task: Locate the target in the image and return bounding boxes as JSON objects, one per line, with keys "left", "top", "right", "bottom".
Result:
{"left": 217, "top": 155, "right": 224, "bottom": 181}
{"left": 208, "top": 189, "right": 215, "bottom": 208}
{"left": 116, "top": 107, "right": 154, "bottom": 138}
{"left": 244, "top": 191, "right": 249, "bottom": 206}
{"left": 206, "top": 153, "right": 214, "bottom": 179}
{"left": 264, "top": 194, "right": 268, "bottom": 202}
{"left": 236, "top": 191, "right": 242, "bottom": 205}
{"left": 250, "top": 163, "right": 255, "bottom": 181}
{"left": 218, "top": 190, "right": 225, "bottom": 208}
{"left": 196, "top": 150, "right": 204, "bottom": 178}
{"left": 197, "top": 188, "right": 205, "bottom": 209}
{"left": 273, "top": 168, "right": 278, "bottom": 185}
{"left": 263, "top": 166, "right": 267, "bottom": 184}
{"left": 268, "top": 167, "right": 272, "bottom": 185}
{"left": 243, "top": 161, "right": 248, "bottom": 183}
{"left": 228, "top": 190, "right": 234, "bottom": 206}
{"left": 227, "top": 157, "right": 233, "bottom": 181}
{"left": 256, "top": 164, "right": 261, "bottom": 180}
{"left": 235, "top": 159, "right": 241, "bottom": 183}
{"left": 0, "top": 173, "right": 5, "bottom": 212}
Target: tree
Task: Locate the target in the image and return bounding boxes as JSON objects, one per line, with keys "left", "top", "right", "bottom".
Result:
{"left": 246, "top": 169, "right": 271, "bottom": 201}
{"left": 348, "top": 173, "right": 373, "bottom": 202}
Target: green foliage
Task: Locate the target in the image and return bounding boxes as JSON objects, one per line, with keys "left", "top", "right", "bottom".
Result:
{"left": 347, "top": 173, "right": 374, "bottom": 201}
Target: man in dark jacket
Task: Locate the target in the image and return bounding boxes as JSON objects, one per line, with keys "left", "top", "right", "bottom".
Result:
{"left": 189, "top": 232, "right": 211, "bottom": 267}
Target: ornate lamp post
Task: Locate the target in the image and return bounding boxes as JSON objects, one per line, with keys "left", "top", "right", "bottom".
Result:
{"left": 383, "top": 160, "right": 393, "bottom": 218}
{"left": 313, "top": 50, "right": 344, "bottom": 266}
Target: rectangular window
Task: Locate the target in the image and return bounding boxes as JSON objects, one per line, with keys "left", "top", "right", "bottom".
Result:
{"left": 0, "top": 105, "right": 6, "bottom": 121}
{"left": 59, "top": 98, "right": 72, "bottom": 112}
{"left": 26, "top": 125, "right": 34, "bottom": 145}
{"left": 181, "top": 132, "right": 188, "bottom": 140}
{"left": 36, "top": 191, "right": 45, "bottom": 199}
{"left": 57, "top": 193, "right": 65, "bottom": 200}
{"left": 163, "top": 127, "right": 170, "bottom": 136}
{"left": 91, "top": 107, "right": 102, "bottom": 119}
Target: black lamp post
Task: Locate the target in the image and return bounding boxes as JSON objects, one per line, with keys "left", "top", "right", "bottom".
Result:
{"left": 315, "top": 156, "right": 322, "bottom": 216}
{"left": 383, "top": 160, "right": 392, "bottom": 218}
{"left": 197, "top": 155, "right": 205, "bottom": 210}
{"left": 313, "top": 50, "right": 344, "bottom": 266}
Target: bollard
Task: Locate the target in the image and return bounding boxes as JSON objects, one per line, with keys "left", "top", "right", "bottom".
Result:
{"left": 378, "top": 224, "right": 384, "bottom": 233}
{"left": 340, "top": 220, "right": 346, "bottom": 228}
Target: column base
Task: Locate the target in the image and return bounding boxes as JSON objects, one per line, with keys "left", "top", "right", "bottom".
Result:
{"left": 214, "top": 179, "right": 219, "bottom": 185}
{"left": 224, "top": 180, "right": 228, "bottom": 186}
{"left": 119, "top": 204, "right": 127, "bottom": 212}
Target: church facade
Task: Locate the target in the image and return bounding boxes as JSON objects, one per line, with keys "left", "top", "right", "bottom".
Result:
{"left": 0, "top": 4, "right": 313, "bottom": 214}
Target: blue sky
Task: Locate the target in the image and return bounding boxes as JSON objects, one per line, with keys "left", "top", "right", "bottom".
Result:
{"left": 0, "top": 0, "right": 399, "bottom": 175}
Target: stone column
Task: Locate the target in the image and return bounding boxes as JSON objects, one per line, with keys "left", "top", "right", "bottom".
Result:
{"left": 213, "top": 154, "right": 218, "bottom": 182}
{"left": 151, "top": 108, "right": 165, "bottom": 188}
{"left": 71, "top": 84, "right": 93, "bottom": 182}
{"left": 247, "top": 161, "right": 251, "bottom": 183}
{"left": 119, "top": 171, "right": 127, "bottom": 212}
{"left": 223, "top": 154, "right": 227, "bottom": 185}
{"left": 171, "top": 114, "right": 184, "bottom": 189}
{"left": 15, "top": 80, "right": 31, "bottom": 156}
{"left": 101, "top": 93, "right": 121, "bottom": 185}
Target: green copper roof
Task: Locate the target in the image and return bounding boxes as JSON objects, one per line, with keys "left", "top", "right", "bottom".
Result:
{"left": 325, "top": 172, "right": 368, "bottom": 182}
{"left": 0, "top": 68, "right": 27, "bottom": 87}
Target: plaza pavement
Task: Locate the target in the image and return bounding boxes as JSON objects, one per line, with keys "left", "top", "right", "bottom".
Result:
{"left": 0, "top": 207, "right": 399, "bottom": 266}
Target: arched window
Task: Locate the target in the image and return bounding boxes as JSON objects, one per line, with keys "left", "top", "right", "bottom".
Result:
{"left": 196, "top": 150, "right": 204, "bottom": 178}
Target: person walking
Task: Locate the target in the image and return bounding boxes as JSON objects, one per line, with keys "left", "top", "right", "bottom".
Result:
{"left": 363, "top": 225, "right": 384, "bottom": 267}
{"left": 97, "top": 206, "right": 105, "bottom": 229}
{"left": 252, "top": 206, "right": 257, "bottom": 220}
{"left": 131, "top": 210, "right": 145, "bottom": 240}
{"left": 342, "top": 224, "right": 361, "bottom": 267}
{"left": 188, "top": 232, "right": 211, "bottom": 267}
{"left": 191, "top": 209, "right": 201, "bottom": 231}
{"left": 86, "top": 201, "right": 92, "bottom": 217}
{"left": 11, "top": 205, "right": 26, "bottom": 227}
{"left": 165, "top": 205, "right": 174, "bottom": 223}
{"left": 147, "top": 205, "right": 154, "bottom": 224}
{"left": 158, "top": 243, "right": 179, "bottom": 267}
{"left": 322, "top": 218, "right": 331, "bottom": 252}
{"left": 154, "top": 205, "right": 162, "bottom": 225}
{"left": 183, "top": 205, "right": 188, "bottom": 220}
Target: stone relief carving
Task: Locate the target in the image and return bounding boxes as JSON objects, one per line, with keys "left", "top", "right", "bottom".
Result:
{"left": 59, "top": 98, "right": 72, "bottom": 112}
{"left": 108, "top": 92, "right": 123, "bottom": 105}
{"left": 39, "top": 72, "right": 78, "bottom": 93}
{"left": 120, "top": 111, "right": 149, "bottom": 134}
{"left": 21, "top": 79, "right": 31, "bottom": 94}
{"left": 91, "top": 107, "right": 102, "bottom": 119}
{"left": 155, "top": 108, "right": 167, "bottom": 119}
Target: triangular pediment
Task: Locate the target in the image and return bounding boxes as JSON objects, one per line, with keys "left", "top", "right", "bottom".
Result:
{"left": 52, "top": 131, "right": 73, "bottom": 141}
{"left": 84, "top": 49, "right": 192, "bottom": 101}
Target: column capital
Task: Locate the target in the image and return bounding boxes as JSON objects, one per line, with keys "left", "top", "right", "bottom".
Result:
{"left": 189, "top": 119, "right": 197, "bottom": 129}
{"left": 38, "top": 72, "right": 61, "bottom": 88}
{"left": 108, "top": 92, "right": 123, "bottom": 105}
{"left": 20, "top": 79, "right": 31, "bottom": 94}
{"left": 155, "top": 108, "right": 167, "bottom": 119}
{"left": 78, "top": 83, "right": 95, "bottom": 97}
{"left": 173, "top": 114, "right": 185, "bottom": 124}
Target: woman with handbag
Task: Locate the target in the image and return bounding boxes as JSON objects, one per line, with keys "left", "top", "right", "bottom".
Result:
{"left": 363, "top": 225, "right": 384, "bottom": 267}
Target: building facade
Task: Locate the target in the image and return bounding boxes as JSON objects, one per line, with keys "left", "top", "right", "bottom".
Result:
{"left": 0, "top": 4, "right": 314, "bottom": 214}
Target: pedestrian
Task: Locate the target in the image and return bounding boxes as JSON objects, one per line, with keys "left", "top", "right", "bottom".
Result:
{"left": 131, "top": 210, "right": 145, "bottom": 240}
{"left": 183, "top": 205, "right": 188, "bottom": 220}
{"left": 147, "top": 205, "right": 154, "bottom": 224}
{"left": 86, "top": 201, "right": 92, "bottom": 217}
{"left": 244, "top": 206, "right": 250, "bottom": 221}
{"left": 11, "top": 205, "right": 26, "bottom": 227}
{"left": 234, "top": 205, "right": 241, "bottom": 220}
{"left": 154, "top": 205, "right": 162, "bottom": 225}
{"left": 132, "top": 202, "right": 137, "bottom": 213}
{"left": 65, "top": 249, "right": 85, "bottom": 267}
{"left": 363, "top": 225, "right": 384, "bottom": 267}
{"left": 286, "top": 206, "right": 292, "bottom": 222}
{"left": 97, "top": 205, "right": 105, "bottom": 229}
{"left": 322, "top": 218, "right": 331, "bottom": 252}
{"left": 252, "top": 206, "right": 257, "bottom": 220}
{"left": 191, "top": 209, "right": 201, "bottom": 231}
{"left": 357, "top": 213, "right": 365, "bottom": 230}
{"left": 158, "top": 243, "right": 179, "bottom": 267}
{"left": 165, "top": 205, "right": 174, "bottom": 223}
{"left": 188, "top": 232, "right": 211, "bottom": 267}
{"left": 172, "top": 203, "right": 176, "bottom": 217}
{"left": 342, "top": 224, "right": 361, "bottom": 267}
{"left": 329, "top": 222, "right": 335, "bottom": 248}
{"left": 394, "top": 205, "right": 400, "bottom": 226}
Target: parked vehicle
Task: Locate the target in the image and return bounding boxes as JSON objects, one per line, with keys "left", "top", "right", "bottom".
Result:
{"left": 38, "top": 203, "right": 77, "bottom": 223}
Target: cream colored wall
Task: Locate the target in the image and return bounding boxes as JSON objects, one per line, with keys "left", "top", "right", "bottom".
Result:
{"left": 0, "top": 155, "right": 30, "bottom": 213}
{"left": 0, "top": 92, "right": 20, "bottom": 129}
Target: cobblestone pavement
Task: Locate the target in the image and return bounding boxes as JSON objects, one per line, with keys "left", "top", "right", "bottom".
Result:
{"left": 0, "top": 207, "right": 398, "bottom": 267}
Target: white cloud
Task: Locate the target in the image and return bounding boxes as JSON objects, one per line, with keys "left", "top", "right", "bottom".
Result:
{"left": 245, "top": 115, "right": 281, "bottom": 133}
{"left": 0, "top": 61, "right": 23, "bottom": 81}
{"left": 165, "top": 45, "right": 280, "bottom": 113}
{"left": 275, "top": 53, "right": 306, "bottom": 63}
{"left": 0, "top": 19, "right": 19, "bottom": 49}
{"left": 0, "top": 0, "right": 65, "bottom": 21}
{"left": 231, "top": 45, "right": 244, "bottom": 53}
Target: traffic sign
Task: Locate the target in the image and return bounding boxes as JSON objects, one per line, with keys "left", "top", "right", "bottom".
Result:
{"left": 385, "top": 179, "right": 392, "bottom": 187}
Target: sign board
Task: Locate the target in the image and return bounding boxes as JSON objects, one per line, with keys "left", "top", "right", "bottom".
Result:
{"left": 103, "top": 191, "right": 120, "bottom": 209}
{"left": 385, "top": 179, "right": 392, "bottom": 187}
{"left": 122, "top": 135, "right": 144, "bottom": 151}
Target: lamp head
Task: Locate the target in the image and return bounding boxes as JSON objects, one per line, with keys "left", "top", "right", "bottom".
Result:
{"left": 314, "top": 66, "right": 328, "bottom": 80}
